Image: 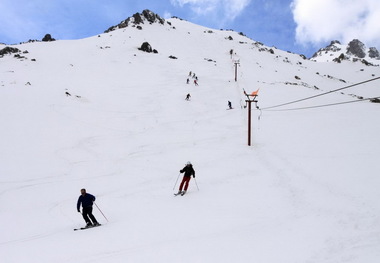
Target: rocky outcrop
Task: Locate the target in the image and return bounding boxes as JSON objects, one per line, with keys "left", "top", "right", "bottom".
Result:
{"left": 138, "top": 42, "right": 158, "bottom": 53}
{"left": 369, "top": 47, "right": 380, "bottom": 58}
{"left": 139, "top": 42, "right": 152, "bottom": 53}
{"left": 42, "top": 34, "right": 56, "bottom": 42}
{"left": 0, "top": 46, "right": 20, "bottom": 56}
{"left": 311, "top": 40, "right": 342, "bottom": 58}
{"left": 311, "top": 39, "right": 379, "bottom": 65}
{"left": 105, "top": 9, "right": 165, "bottom": 33}
{"left": 346, "top": 39, "right": 366, "bottom": 58}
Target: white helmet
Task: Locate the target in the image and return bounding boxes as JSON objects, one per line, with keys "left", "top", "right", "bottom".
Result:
{"left": 186, "top": 161, "right": 192, "bottom": 165}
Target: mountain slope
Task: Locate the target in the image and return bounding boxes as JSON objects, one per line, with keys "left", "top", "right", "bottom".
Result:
{"left": 311, "top": 39, "right": 380, "bottom": 66}
{"left": 1, "top": 12, "right": 380, "bottom": 263}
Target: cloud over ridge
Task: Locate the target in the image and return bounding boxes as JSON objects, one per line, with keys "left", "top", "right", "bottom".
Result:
{"left": 170, "top": 0, "right": 251, "bottom": 24}
{"left": 292, "top": 0, "right": 380, "bottom": 48}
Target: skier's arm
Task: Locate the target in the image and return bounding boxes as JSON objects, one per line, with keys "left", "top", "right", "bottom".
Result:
{"left": 77, "top": 197, "right": 81, "bottom": 212}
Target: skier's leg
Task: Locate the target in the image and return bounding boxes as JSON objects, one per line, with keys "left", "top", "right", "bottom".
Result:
{"left": 179, "top": 177, "right": 186, "bottom": 192}
{"left": 184, "top": 177, "right": 191, "bottom": 191}
{"left": 87, "top": 207, "right": 98, "bottom": 224}
{"left": 82, "top": 207, "right": 91, "bottom": 225}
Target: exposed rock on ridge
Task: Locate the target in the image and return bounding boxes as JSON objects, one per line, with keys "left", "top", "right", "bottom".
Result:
{"left": 346, "top": 39, "right": 366, "bottom": 58}
{"left": 311, "top": 39, "right": 380, "bottom": 65}
{"left": 42, "top": 34, "right": 56, "bottom": 42}
{"left": 369, "top": 47, "right": 379, "bottom": 58}
{"left": 313, "top": 40, "right": 343, "bottom": 55}
{"left": 0, "top": 46, "right": 21, "bottom": 56}
{"left": 105, "top": 9, "right": 165, "bottom": 33}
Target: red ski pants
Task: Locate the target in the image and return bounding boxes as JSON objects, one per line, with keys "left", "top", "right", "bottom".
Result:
{"left": 179, "top": 176, "right": 191, "bottom": 191}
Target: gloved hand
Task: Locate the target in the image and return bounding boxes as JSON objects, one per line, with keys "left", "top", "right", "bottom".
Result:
{"left": 78, "top": 210, "right": 80, "bottom": 213}
{"left": 193, "top": 175, "right": 195, "bottom": 178}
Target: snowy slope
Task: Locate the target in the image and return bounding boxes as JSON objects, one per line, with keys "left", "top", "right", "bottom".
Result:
{"left": 1, "top": 13, "right": 380, "bottom": 263}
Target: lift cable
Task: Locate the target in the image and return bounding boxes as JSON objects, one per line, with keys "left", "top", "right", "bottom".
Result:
{"left": 263, "top": 96, "right": 380, "bottom": 111}
{"left": 261, "top": 76, "right": 380, "bottom": 110}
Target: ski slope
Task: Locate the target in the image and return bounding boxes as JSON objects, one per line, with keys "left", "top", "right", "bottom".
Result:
{"left": 1, "top": 15, "right": 380, "bottom": 263}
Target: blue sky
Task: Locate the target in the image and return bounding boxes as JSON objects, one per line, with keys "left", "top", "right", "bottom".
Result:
{"left": 1, "top": 0, "right": 379, "bottom": 58}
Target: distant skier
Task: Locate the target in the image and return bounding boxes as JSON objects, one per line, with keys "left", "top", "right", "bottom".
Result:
{"left": 176, "top": 162, "right": 195, "bottom": 196}
{"left": 186, "top": 78, "right": 190, "bottom": 84}
{"left": 185, "top": 93, "right": 191, "bottom": 101}
{"left": 194, "top": 79, "right": 199, "bottom": 86}
{"left": 77, "top": 188, "right": 100, "bottom": 227}
{"left": 189, "top": 71, "right": 192, "bottom": 77}
{"left": 228, "top": 101, "right": 232, "bottom": 109}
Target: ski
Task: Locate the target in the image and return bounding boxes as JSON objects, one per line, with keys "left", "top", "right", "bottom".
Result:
{"left": 74, "top": 224, "right": 101, "bottom": 231}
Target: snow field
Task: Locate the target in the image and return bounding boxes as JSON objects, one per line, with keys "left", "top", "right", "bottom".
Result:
{"left": 1, "top": 17, "right": 380, "bottom": 262}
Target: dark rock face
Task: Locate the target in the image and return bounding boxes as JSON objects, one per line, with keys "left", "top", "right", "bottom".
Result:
{"left": 132, "top": 13, "right": 144, "bottom": 25}
{"left": 105, "top": 9, "right": 165, "bottom": 33}
{"left": 330, "top": 40, "right": 341, "bottom": 45}
{"left": 368, "top": 47, "right": 380, "bottom": 59}
{"left": 0, "top": 46, "right": 20, "bottom": 56}
{"left": 42, "top": 34, "right": 56, "bottom": 42}
{"left": 333, "top": 53, "right": 346, "bottom": 63}
{"left": 139, "top": 42, "right": 153, "bottom": 53}
{"left": 142, "top": 9, "right": 165, "bottom": 24}
{"left": 347, "top": 39, "right": 366, "bottom": 58}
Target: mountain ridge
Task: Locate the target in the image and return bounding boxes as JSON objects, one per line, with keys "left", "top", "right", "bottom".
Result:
{"left": 1, "top": 10, "right": 379, "bottom": 103}
{"left": 311, "top": 39, "right": 380, "bottom": 65}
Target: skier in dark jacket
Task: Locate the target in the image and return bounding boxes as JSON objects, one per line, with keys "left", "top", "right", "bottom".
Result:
{"left": 177, "top": 162, "right": 195, "bottom": 195}
{"left": 77, "top": 188, "right": 100, "bottom": 227}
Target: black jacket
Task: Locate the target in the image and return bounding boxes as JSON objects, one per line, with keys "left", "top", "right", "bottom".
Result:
{"left": 77, "top": 193, "right": 96, "bottom": 212}
{"left": 180, "top": 165, "right": 195, "bottom": 177}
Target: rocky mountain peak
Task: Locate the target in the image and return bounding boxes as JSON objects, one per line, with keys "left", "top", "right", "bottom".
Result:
{"left": 311, "top": 40, "right": 342, "bottom": 58}
{"left": 105, "top": 9, "right": 165, "bottom": 33}
{"left": 346, "top": 39, "right": 366, "bottom": 58}
{"left": 311, "top": 39, "right": 380, "bottom": 65}
{"left": 369, "top": 47, "right": 380, "bottom": 58}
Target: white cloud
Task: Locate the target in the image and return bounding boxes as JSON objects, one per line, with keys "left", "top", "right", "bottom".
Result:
{"left": 291, "top": 0, "right": 380, "bottom": 48}
{"left": 170, "top": 0, "right": 251, "bottom": 24}
{"left": 163, "top": 11, "right": 173, "bottom": 19}
{"left": 224, "top": 0, "right": 252, "bottom": 20}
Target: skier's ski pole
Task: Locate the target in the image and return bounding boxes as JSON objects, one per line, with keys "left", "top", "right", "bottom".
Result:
{"left": 193, "top": 177, "right": 199, "bottom": 191}
{"left": 173, "top": 173, "right": 181, "bottom": 190}
{"left": 94, "top": 202, "right": 109, "bottom": 222}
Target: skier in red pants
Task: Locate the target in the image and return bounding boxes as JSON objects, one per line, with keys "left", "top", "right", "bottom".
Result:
{"left": 177, "top": 162, "right": 195, "bottom": 196}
